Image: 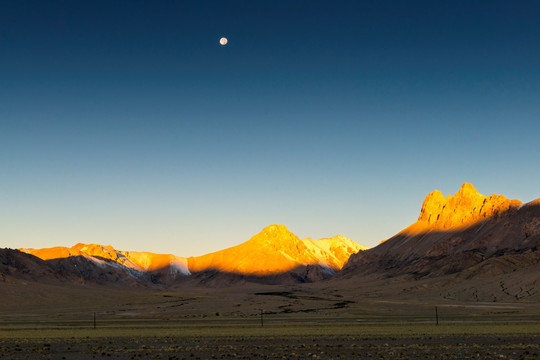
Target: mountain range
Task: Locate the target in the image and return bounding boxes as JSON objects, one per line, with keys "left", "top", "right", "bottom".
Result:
{"left": 10, "top": 225, "right": 363, "bottom": 286}
{"left": 2, "top": 183, "right": 540, "bottom": 301}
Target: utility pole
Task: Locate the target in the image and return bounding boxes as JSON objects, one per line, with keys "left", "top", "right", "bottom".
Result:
{"left": 94, "top": 312, "right": 96, "bottom": 329}
{"left": 260, "top": 309, "right": 264, "bottom": 327}
{"left": 435, "top": 306, "right": 439, "bottom": 325}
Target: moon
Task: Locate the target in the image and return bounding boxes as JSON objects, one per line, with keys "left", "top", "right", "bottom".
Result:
{"left": 219, "top": 37, "right": 228, "bottom": 46}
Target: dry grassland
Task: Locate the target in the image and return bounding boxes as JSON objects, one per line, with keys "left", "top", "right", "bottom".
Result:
{"left": 1, "top": 319, "right": 540, "bottom": 359}
{"left": 2, "top": 282, "right": 540, "bottom": 359}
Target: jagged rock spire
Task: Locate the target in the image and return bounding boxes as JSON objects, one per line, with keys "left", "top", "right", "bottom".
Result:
{"left": 418, "top": 183, "right": 522, "bottom": 229}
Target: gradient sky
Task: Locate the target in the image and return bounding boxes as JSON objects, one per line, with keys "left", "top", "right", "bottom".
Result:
{"left": 1, "top": 1, "right": 539, "bottom": 256}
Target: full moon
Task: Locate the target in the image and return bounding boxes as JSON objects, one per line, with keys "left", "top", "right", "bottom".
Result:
{"left": 219, "top": 37, "right": 228, "bottom": 46}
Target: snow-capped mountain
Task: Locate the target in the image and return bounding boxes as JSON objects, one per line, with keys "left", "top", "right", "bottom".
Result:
{"left": 188, "top": 224, "right": 365, "bottom": 276}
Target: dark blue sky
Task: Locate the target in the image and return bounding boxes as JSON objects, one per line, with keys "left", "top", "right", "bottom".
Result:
{"left": 2, "top": 1, "right": 540, "bottom": 255}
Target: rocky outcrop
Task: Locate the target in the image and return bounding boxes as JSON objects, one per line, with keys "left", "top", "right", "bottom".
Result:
{"left": 417, "top": 183, "right": 521, "bottom": 230}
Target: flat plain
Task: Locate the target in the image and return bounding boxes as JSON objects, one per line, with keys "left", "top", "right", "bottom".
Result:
{"left": 2, "top": 282, "right": 540, "bottom": 359}
{"left": 1, "top": 319, "right": 540, "bottom": 359}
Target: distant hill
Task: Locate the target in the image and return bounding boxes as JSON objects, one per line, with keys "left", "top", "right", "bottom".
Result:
{"left": 0, "top": 248, "right": 58, "bottom": 283}
{"left": 0, "top": 247, "right": 143, "bottom": 287}
{"left": 21, "top": 243, "right": 189, "bottom": 285}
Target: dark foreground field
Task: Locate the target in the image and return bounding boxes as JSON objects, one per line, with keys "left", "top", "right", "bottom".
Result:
{"left": 2, "top": 282, "right": 540, "bottom": 359}
{"left": 1, "top": 319, "right": 539, "bottom": 360}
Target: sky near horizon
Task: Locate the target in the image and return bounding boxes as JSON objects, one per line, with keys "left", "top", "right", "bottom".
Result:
{"left": 1, "top": 1, "right": 540, "bottom": 256}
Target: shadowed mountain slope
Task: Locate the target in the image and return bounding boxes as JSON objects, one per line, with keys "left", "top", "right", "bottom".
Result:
{"left": 0, "top": 248, "right": 58, "bottom": 283}
{"left": 0, "top": 248, "right": 145, "bottom": 287}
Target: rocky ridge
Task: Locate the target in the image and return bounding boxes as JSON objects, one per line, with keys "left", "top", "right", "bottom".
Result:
{"left": 415, "top": 182, "right": 522, "bottom": 230}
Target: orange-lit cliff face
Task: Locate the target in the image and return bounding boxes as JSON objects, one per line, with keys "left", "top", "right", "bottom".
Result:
{"left": 401, "top": 183, "right": 522, "bottom": 234}
{"left": 187, "top": 224, "right": 364, "bottom": 275}
{"left": 21, "top": 246, "right": 74, "bottom": 261}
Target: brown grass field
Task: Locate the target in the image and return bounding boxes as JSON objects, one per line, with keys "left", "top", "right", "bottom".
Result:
{"left": 1, "top": 319, "right": 540, "bottom": 359}
{"left": 1, "top": 281, "right": 540, "bottom": 359}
